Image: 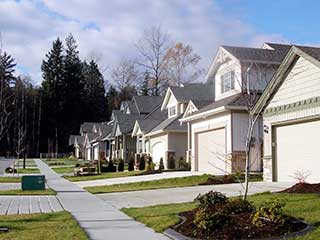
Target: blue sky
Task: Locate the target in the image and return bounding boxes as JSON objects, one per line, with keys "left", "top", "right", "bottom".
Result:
{"left": 0, "top": 0, "right": 319, "bottom": 85}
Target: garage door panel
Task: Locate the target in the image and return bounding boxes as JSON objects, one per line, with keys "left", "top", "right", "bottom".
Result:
{"left": 152, "top": 142, "right": 165, "bottom": 166}
{"left": 196, "top": 128, "right": 226, "bottom": 175}
{"left": 276, "top": 120, "right": 320, "bottom": 182}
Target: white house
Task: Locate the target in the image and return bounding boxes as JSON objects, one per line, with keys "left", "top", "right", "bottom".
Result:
{"left": 180, "top": 43, "right": 290, "bottom": 175}
{"left": 253, "top": 45, "right": 320, "bottom": 182}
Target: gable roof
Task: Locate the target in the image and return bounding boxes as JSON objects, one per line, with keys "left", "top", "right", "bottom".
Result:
{"left": 113, "top": 113, "right": 145, "bottom": 135}
{"left": 69, "top": 135, "right": 77, "bottom": 146}
{"left": 80, "top": 122, "right": 98, "bottom": 133}
{"left": 253, "top": 45, "right": 320, "bottom": 115}
{"left": 133, "top": 96, "right": 163, "bottom": 114}
{"left": 147, "top": 114, "right": 187, "bottom": 136}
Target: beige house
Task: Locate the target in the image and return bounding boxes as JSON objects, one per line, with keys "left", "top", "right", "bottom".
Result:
{"left": 253, "top": 45, "right": 320, "bottom": 183}
{"left": 181, "top": 43, "right": 290, "bottom": 175}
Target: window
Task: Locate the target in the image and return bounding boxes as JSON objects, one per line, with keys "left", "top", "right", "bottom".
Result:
{"left": 168, "top": 106, "right": 177, "bottom": 118}
{"left": 221, "top": 71, "right": 235, "bottom": 93}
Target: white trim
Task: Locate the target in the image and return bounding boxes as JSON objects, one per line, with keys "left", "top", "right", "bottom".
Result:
{"left": 180, "top": 106, "right": 226, "bottom": 123}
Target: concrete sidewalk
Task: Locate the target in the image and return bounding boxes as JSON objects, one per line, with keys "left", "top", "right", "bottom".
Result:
{"left": 98, "top": 181, "right": 293, "bottom": 209}
{"left": 35, "top": 160, "right": 168, "bottom": 240}
{"left": 75, "top": 171, "right": 203, "bottom": 188}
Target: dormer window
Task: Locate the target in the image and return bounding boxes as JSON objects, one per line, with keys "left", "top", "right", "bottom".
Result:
{"left": 221, "top": 71, "right": 235, "bottom": 94}
{"left": 168, "top": 106, "right": 177, "bottom": 118}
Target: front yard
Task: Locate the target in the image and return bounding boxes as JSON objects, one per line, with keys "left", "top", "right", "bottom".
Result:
{"left": 0, "top": 177, "right": 21, "bottom": 183}
{"left": 122, "top": 192, "right": 320, "bottom": 239}
{"left": 85, "top": 173, "right": 262, "bottom": 194}
{"left": 0, "top": 211, "right": 87, "bottom": 240}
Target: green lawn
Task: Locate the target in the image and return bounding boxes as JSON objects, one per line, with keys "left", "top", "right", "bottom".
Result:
{"left": 0, "top": 189, "right": 56, "bottom": 195}
{"left": 0, "top": 211, "right": 88, "bottom": 240}
{"left": 44, "top": 158, "right": 86, "bottom": 166}
{"left": 122, "top": 193, "right": 320, "bottom": 239}
{"left": 52, "top": 166, "right": 75, "bottom": 174}
{"left": 85, "top": 174, "right": 262, "bottom": 194}
{"left": 65, "top": 170, "right": 145, "bottom": 182}
{"left": 0, "top": 176, "right": 21, "bottom": 183}
{"left": 16, "top": 168, "right": 40, "bottom": 174}
{"left": 16, "top": 159, "right": 37, "bottom": 167}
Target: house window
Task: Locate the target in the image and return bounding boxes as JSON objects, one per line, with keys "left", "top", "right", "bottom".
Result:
{"left": 168, "top": 106, "right": 177, "bottom": 118}
{"left": 221, "top": 71, "right": 235, "bottom": 94}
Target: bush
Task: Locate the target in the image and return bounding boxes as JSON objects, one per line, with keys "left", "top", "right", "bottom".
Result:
{"left": 178, "top": 156, "right": 191, "bottom": 170}
{"left": 5, "top": 167, "right": 17, "bottom": 174}
{"left": 252, "top": 199, "right": 287, "bottom": 227}
{"left": 167, "top": 156, "right": 176, "bottom": 169}
{"left": 139, "top": 156, "right": 146, "bottom": 171}
{"left": 159, "top": 157, "right": 164, "bottom": 171}
{"left": 118, "top": 158, "right": 124, "bottom": 172}
{"left": 128, "top": 158, "right": 135, "bottom": 171}
{"left": 107, "top": 159, "right": 117, "bottom": 172}
{"left": 195, "top": 191, "right": 228, "bottom": 209}
{"left": 146, "top": 157, "right": 155, "bottom": 172}
{"left": 225, "top": 198, "right": 255, "bottom": 215}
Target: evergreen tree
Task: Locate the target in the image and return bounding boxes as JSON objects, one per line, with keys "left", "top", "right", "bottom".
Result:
{"left": 82, "top": 60, "right": 107, "bottom": 121}
{"left": 140, "top": 70, "right": 150, "bottom": 96}
{"left": 106, "top": 85, "right": 119, "bottom": 115}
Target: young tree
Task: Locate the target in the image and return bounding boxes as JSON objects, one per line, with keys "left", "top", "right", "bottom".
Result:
{"left": 136, "top": 26, "right": 171, "bottom": 96}
{"left": 163, "top": 42, "right": 204, "bottom": 85}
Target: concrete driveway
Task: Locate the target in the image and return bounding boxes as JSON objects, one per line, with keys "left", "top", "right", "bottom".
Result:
{"left": 97, "top": 181, "right": 293, "bottom": 209}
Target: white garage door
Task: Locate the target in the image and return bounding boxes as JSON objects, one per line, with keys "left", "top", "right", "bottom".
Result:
{"left": 94, "top": 146, "right": 99, "bottom": 160}
{"left": 87, "top": 148, "right": 91, "bottom": 161}
{"left": 152, "top": 142, "right": 165, "bottom": 167}
{"left": 275, "top": 120, "right": 320, "bottom": 182}
{"left": 196, "top": 128, "right": 226, "bottom": 175}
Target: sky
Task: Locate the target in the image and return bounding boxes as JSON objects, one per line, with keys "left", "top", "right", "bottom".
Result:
{"left": 0, "top": 0, "right": 319, "bottom": 85}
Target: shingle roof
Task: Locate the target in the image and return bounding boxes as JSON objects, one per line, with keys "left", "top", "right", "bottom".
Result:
{"left": 99, "top": 124, "right": 113, "bottom": 138}
{"left": 170, "top": 83, "right": 214, "bottom": 103}
{"left": 86, "top": 132, "right": 99, "bottom": 142}
{"left": 149, "top": 115, "right": 187, "bottom": 133}
{"left": 80, "top": 122, "right": 98, "bottom": 133}
{"left": 222, "top": 45, "right": 289, "bottom": 63}
{"left": 296, "top": 45, "right": 320, "bottom": 61}
{"left": 191, "top": 93, "right": 261, "bottom": 116}
{"left": 133, "top": 96, "right": 163, "bottom": 114}
{"left": 137, "top": 105, "right": 168, "bottom": 133}
{"left": 191, "top": 100, "right": 213, "bottom": 110}
{"left": 126, "top": 101, "right": 139, "bottom": 114}
{"left": 264, "top": 43, "right": 292, "bottom": 52}
{"left": 116, "top": 114, "right": 145, "bottom": 134}
{"left": 69, "top": 135, "right": 77, "bottom": 145}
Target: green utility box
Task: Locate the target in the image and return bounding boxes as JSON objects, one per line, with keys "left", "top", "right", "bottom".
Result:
{"left": 22, "top": 175, "right": 45, "bottom": 191}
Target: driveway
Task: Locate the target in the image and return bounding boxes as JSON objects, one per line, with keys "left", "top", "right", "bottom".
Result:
{"left": 97, "top": 181, "right": 293, "bottom": 209}
{"left": 75, "top": 171, "right": 203, "bottom": 188}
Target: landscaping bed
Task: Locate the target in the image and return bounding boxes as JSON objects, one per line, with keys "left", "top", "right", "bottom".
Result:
{"left": 280, "top": 182, "right": 320, "bottom": 194}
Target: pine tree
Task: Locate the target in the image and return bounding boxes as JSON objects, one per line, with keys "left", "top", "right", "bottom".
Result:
{"left": 140, "top": 70, "right": 150, "bottom": 96}
{"left": 82, "top": 60, "right": 107, "bottom": 121}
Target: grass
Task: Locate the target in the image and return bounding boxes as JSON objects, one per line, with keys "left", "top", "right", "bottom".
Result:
{"left": 0, "top": 176, "right": 21, "bottom": 183}
{"left": 85, "top": 174, "right": 262, "bottom": 194}
{"left": 52, "top": 167, "right": 75, "bottom": 174}
{"left": 0, "top": 211, "right": 88, "bottom": 240}
{"left": 122, "top": 193, "right": 320, "bottom": 239}
{"left": 16, "top": 168, "right": 40, "bottom": 174}
{"left": 0, "top": 189, "right": 56, "bottom": 195}
{"left": 16, "top": 159, "right": 37, "bottom": 167}
{"left": 44, "top": 158, "right": 86, "bottom": 166}
{"left": 65, "top": 170, "right": 145, "bottom": 182}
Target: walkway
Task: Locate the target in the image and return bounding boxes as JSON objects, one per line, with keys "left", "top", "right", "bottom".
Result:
{"left": 35, "top": 160, "right": 168, "bottom": 240}
{"left": 98, "top": 181, "right": 293, "bottom": 209}
{"left": 76, "top": 171, "right": 203, "bottom": 188}
{"left": 0, "top": 195, "right": 63, "bottom": 215}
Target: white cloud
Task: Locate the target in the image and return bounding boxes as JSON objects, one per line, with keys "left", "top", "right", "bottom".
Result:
{"left": 0, "top": 0, "right": 288, "bottom": 85}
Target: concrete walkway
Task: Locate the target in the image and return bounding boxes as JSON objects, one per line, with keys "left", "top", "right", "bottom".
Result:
{"left": 97, "top": 181, "right": 293, "bottom": 209}
{"left": 76, "top": 171, "right": 203, "bottom": 188}
{"left": 0, "top": 182, "right": 20, "bottom": 190}
{"left": 35, "top": 160, "right": 168, "bottom": 240}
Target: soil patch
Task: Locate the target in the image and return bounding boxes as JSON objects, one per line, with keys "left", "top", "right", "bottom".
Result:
{"left": 280, "top": 183, "right": 320, "bottom": 194}
{"left": 199, "top": 175, "right": 236, "bottom": 185}
{"left": 174, "top": 208, "right": 306, "bottom": 240}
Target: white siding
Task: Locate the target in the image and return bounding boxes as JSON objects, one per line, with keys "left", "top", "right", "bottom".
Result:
{"left": 268, "top": 57, "right": 320, "bottom": 108}
{"left": 150, "top": 133, "right": 168, "bottom": 161}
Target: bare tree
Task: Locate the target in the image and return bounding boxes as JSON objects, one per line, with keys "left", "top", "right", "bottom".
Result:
{"left": 135, "top": 26, "right": 171, "bottom": 96}
{"left": 163, "top": 42, "right": 204, "bottom": 85}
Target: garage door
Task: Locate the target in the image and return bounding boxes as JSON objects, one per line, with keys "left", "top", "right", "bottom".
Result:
{"left": 196, "top": 128, "right": 226, "bottom": 175}
{"left": 94, "top": 146, "right": 99, "bottom": 160}
{"left": 275, "top": 120, "right": 320, "bottom": 182}
{"left": 152, "top": 142, "right": 165, "bottom": 167}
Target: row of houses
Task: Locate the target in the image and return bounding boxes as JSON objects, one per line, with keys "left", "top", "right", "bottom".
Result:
{"left": 70, "top": 42, "right": 320, "bottom": 183}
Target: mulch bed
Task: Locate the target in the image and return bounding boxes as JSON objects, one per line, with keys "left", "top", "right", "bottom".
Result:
{"left": 174, "top": 209, "right": 306, "bottom": 240}
{"left": 280, "top": 182, "right": 320, "bottom": 194}
{"left": 199, "top": 175, "right": 237, "bottom": 185}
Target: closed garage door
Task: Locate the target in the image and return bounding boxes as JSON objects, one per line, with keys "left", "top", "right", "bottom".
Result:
{"left": 196, "top": 128, "right": 226, "bottom": 175}
{"left": 94, "top": 146, "right": 99, "bottom": 160}
{"left": 152, "top": 142, "right": 165, "bottom": 167}
{"left": 275, "top": 120, "right": 320, "bottom": 182}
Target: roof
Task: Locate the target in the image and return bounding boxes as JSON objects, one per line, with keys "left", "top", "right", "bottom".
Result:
{"left": 295, "top": 45, "right": 320, "bottom": 62}
{"left": 264, "top": 42, "right": 292, "bottom": 52}
{"left": 116, "top": 114, "right": 145, "bottom": 134}
{"left": 148, "top": 115, "right": 187, "bottom": 134}
{"left": 68, "top": 135, "right": 77, "bottom": 145}
{"left": 170, "top": 83, "right": 214, "bottom": 103}
{"left": 75, "top": 136, "right": 85, "bottom": 145}
{"left": 99, "top": 124, "right": 113, "bottom": 138}
{"left": 126, "top": 101, "right": 139, "bottom": 114}
{"left": 136, "top": 105, "right": 168, "bottom": 134}
{"left": 133, "top": 96, "right": 163, "bottom": 114}
{"left": 86, "top": 132, "right": 99, "bottom": 142}
{"left": 80, "top": 122, "right": 98, "bottom": 133}
{"left": 191, "top": 100, "right": 213, "bottom": 110}
{"left": 222, "top": 44, "right": 290, "bottom": 63}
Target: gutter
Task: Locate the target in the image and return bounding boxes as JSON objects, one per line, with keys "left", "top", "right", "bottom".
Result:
{"left": 180, "top": 106, "right": 226, "bottom": 123}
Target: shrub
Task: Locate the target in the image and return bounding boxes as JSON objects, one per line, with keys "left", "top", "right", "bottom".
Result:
{"left": 178, "top": 156, "right": 191, "bottom": 170}
{"left": 159, "top": 157, "right": 164, "bottom": 171}
{"left": 167, "top": 156, "right": 176, "bottom": 169}
{"left": 5, "top": 167, "right": 17, "bottom": 174}
{"left": 225, "top": 198, "right": 255, "bottom": 215}
{"left": 139, "top": 156, "right": 146, "bottom": 170}
{"left": 118, "top": 158, "right": 124, "bottom": 172}
{"left": 107, "top": 159, "right": 117, "bottom": 172}
{"left": 128, "top": 158, "right": 135, "bottom": 171}
{"left": 252, "top": 199, "right": 287, "bottom": 227}
{"left": 146, "top": 157, "right": 155, "bottom": 172}
{"left": 195, "top": 191, "right": 228, "bottom": 209}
